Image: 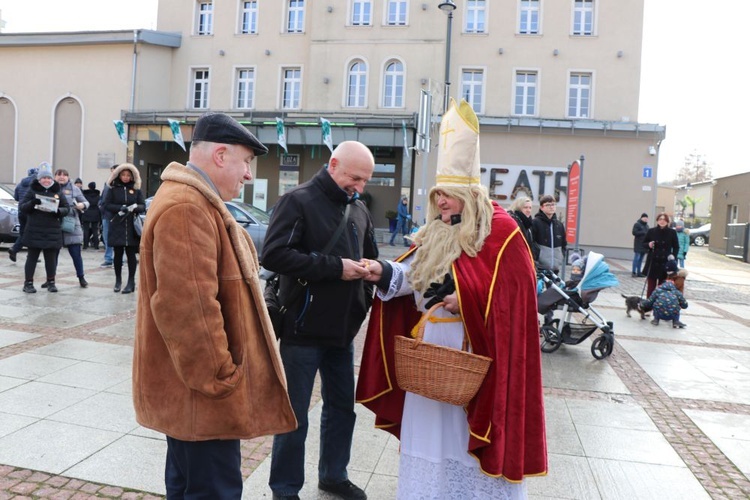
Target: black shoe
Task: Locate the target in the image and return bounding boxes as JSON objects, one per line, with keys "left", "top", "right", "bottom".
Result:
{"left": 47, "top": 281, "right": 58, "bottom": 293}
{"left": 272, "top": 495, "right": 300, "bottom": 500}
{"left": 631, "top": 272, "right": 636, "bottom": 277}
{"left": 637, "top": 273, "right": 647, "bottom": 277}
{"left": 79, "top": 276, "right": 88, "bottom": 288}
{"left": 23, "top": 281, "right": 36, "bottom": 293}
{"left": 673, "top": 320, "right": 687, "bottom": 329}
{"left": 121, "top": 281, "right": 135, "bottom": 294}
{"left": 8, "top": 249, "right": 16, "bottom": 262}
{"left": 113, "top": 279, "right": 122, "bottom": 293}
{"left": 318, "top": 480, "right": 367, "bottom": 500}
{"left": 41, "top": 280, "right": 50, "bottom": 288}
{"left": 650, "top": 319, "right": 659, "bottom": 326}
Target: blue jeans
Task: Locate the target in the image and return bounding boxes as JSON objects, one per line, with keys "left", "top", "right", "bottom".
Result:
{"left": 632, "top": 252, "right": 645, "bottom": 274}
{"left": 102, "top": 217, "right": 113, "bottom": 263}
{"left": 678, "top": 258, "right": 685, "bottom": 268}
{"left": 269, "top": 343, "right": 356, "bottom": 496}
{"left": 58, "top": 244, "right": 84, "bottom": 277}
{"left": 165, "top": 436, "right": 242, "bottom": 499}
{"left": 389, "top": 217, "right": 408, "bottom": 246}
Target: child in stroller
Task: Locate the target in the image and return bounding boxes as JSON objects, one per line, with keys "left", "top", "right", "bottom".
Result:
{"left": 537, "top": 252, "right": 618, "bottom": 359}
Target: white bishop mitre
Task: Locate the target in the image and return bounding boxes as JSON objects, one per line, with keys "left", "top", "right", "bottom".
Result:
{"left": 435, "top": 98, "right": 481, "bottom": 188}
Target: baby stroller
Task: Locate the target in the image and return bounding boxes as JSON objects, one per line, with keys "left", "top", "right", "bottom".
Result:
{"left": 537, "top": 252, "right": 618, "bottom": 359}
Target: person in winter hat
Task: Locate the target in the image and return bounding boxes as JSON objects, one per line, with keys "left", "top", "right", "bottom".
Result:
{"left": 17, "top": 166, "right": 71, "bottom": 293}
{"left": 642, "top": 275, "right": 688, "bottom": 329}
{"left": 101, "top": 163, "right": 145, "bottom": 294}
{"left": 674, "top": 220, "right": 689, "bottom": 268}
{"left": 631, "top": 212, "right": 649, "bottom": 277}
{"left": 8, "top": 165, "right": 43, "bottom": 262}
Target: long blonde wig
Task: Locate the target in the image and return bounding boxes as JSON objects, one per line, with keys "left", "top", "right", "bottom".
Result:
{"left": 408, "top": 184, "right": 494, "bottom": 295}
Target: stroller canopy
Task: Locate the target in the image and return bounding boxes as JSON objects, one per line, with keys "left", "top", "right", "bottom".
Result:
{"left": 579, "top": 252, "right": 619, "bottom": 291}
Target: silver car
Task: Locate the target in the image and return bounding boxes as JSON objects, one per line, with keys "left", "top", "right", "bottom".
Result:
{"left": 0, "top": 184, "right": 20, "bottom": 245}
{"left": 143, "top": 197, "right": 269, "bottom": 254}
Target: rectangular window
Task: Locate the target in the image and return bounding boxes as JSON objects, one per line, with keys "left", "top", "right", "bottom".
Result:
{"left": 573, "top": 0, "right": 594, "bottom": 35}
{"left": 282, "top": 68, "right": 302, "bottom": 109}
{"left": 236, "top": 68, "right": 255, "bottom": 109}
{"left": 192, "top": 69, "right": 210, "bottom": 109}
{"left": 386, "top": 0, "right": 407, "bottom": 26}
{"left": 240, "top": 1, "right": 258, "bottom": 34}
{"left": 519, "top": 0, "right": 539, "bottom": 34}
{"left": 352, "top": 0, "right": 372, "bottom": 26}
{"left": 461, "top": 69, "right": 484, "bottom": 113}
{"left": 514, "top": 71, "right": 537, "bottom": 116}
{"left": 465, "top": 0, "right": 486, "bottom": 33}
{"left": 568, "top": 72, "right": 591, "bottom": 118}
{"left": 196, "top": 1, "right": 213, "bottom": 35}
{"left": 288, "top": 0, "right": 305, "bottom": 33}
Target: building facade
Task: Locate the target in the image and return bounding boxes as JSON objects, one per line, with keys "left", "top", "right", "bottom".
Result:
{"left": 0, "top": 0, "right": 665, "bottom": 257}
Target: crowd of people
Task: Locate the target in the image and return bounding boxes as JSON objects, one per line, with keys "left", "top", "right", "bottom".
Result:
{"left": 7, "top": 109, "right": 552, "bottom": 499}
{"left": 9, "top": 161, "right": 144, "bottom": 295}
{"left": 631, "top": 211, "right": 690, "bottom": 329}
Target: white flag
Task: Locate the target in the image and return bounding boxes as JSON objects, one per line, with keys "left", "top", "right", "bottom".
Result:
{"left": 167, "top": 119, "right": 186, "bottom": 151}
{"left": 113, "top": 120, "right": 128, "bottom": 146}
{"left": 276, "top": 118, "right": 288, "bottom": 154}
{"left": 402, "top": 120, "right": 410, "bottom": 159}
{"left": 320, "top": 117, "right": 333, "bottom": 153}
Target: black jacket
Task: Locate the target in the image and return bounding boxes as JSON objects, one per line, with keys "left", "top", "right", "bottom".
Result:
{"left": 508, "top": 209, "right": 538, "bottom": 263}
{"left": 531, "top": 210, "right": 566, "bottom": 271}
{"left": 103, "top": 179, "right": 145, "bottom": 248}
{"left": 261, "top": 167, "right": 378, "bottom": 347}
{"left": 632, "top": 219, "right": 649, "bottom": 253}
{"left": 14, "top": 175, "right": 35, "bottom": 203}
{"left": 643, "top": 226, "right": 679, "bottom": 281}
{"left": 81, "top": 188, "right": 102, "bottom": 223}
{"left": 19, "top": 180, "right": 70, "bottom": 249}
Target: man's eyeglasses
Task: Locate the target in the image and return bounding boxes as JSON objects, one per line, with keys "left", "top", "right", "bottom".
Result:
{"left": 543, "top": 202, "right": 556, "bottom": 207}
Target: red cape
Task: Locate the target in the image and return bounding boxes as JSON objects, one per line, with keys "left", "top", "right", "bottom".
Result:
{"left": 356, "top": 203, "right": 547, "bottom": 482}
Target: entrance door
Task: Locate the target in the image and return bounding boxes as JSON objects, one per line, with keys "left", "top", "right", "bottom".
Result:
{"left": 147, "top": 163, "right": 164, "bottom": 197}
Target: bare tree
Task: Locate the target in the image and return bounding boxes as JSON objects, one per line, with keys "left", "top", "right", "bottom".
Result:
{"left": 675, "top": 151, "right": 712, "bottom": 184}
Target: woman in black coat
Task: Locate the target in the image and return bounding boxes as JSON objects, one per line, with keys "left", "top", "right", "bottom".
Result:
{"left": 18, "top": 167, "right": 70, "bottom": 293}
{"left": 643, "top": 212, "right": 680, "bottom": 298}
{"left": 102, "top": 163, "right": 145, "bottom": 294}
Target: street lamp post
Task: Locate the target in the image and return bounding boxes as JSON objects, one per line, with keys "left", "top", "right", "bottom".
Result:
{"left": 439, "top": 0, "right": 456, "bottom": 113}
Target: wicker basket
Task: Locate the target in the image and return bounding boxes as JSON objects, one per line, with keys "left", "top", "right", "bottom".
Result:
{"left": 394, "top": 302, "right": 493, "bottom": 406}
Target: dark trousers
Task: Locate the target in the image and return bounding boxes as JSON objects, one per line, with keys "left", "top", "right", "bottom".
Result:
{"left": 165, "top": 436, "right": 242, "bottom": 499}
{"left": 113, "top": 246, "right": 138, "bottom": 282}
{"left": 82, "top": 220, "right": 100, "bottom": 249}
{"left": 24, "top": 247, "right": 57, "bottom": 282}
{"left": 269, "top": 343, "right": 356, "bottom": 496}
{"left": 11, "top": 213, "right": 27, "bottom": 253}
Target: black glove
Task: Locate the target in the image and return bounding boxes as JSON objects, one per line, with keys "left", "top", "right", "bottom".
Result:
{"left": 34, "top": 198, "right": 42, "bottom": 205}
{"left": 424, "top": 273, "right": 456, "bottom": 309}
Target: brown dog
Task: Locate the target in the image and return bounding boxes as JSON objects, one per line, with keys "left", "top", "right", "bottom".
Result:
{"left": 622, "top": 294, "right": 648, "bottom": 319}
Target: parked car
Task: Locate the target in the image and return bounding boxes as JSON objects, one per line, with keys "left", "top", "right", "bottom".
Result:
{"left": 689, "top": 223, "right": 711, "bottom": 246}
{"left": 143, "top": 197, "right": 269, "bottom": 254}
{"left": 0, "top": 184, "right": 20, "bottom": 245}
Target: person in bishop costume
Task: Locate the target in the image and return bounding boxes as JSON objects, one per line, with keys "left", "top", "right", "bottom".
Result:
{"left": 356, "top": 98, "right": 547, "bottom": 499}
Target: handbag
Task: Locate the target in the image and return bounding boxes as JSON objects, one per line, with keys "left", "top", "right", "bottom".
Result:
{"left": 394, "top": 302, "right": 493, "bottom": 406}
{"left": 61, "top": 214, "right": 76, "bottom": 233}
{"left": 264, "top": 204, "right": 351, "bottom": 338}
{"left": 134, "top": 214, "right": 144, "bottom": 237}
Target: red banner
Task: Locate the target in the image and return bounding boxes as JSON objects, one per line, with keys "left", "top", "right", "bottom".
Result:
{"left": 566, "top": 160, "right": 580, "bottom": 245}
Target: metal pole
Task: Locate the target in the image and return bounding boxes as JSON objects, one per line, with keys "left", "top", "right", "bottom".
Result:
{"left": 443, "top": 11, "right": 453, "bottom": 113}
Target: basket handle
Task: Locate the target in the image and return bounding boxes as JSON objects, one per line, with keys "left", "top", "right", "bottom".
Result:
{"left": 410, "top": 302, "right": 470, "bottom": 351}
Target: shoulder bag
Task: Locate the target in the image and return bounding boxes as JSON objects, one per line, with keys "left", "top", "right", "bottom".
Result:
{"left": 265, "top": 204, "right": 351, "bottom": 337}
{"left": 61, "top": 214, "right": 77, "bottom": 233}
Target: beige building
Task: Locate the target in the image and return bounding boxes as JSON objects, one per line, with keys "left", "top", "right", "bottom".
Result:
{"left": 710, "top": 173, "right": 750, "bottom": 260}
{"left": 1, "top": 0, "right": 665, "bottom": 258}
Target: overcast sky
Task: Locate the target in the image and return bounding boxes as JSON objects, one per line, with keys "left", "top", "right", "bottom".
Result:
{"left": 2, "top": 0, "right": 748, "bottom": 182}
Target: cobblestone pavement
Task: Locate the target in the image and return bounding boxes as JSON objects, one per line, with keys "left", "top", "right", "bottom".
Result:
{"left": 1, "top": 245, "right": 750, "bottom": 498}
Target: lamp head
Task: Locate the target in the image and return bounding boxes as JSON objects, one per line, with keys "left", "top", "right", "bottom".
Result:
{"left": 439, "top": 0, "right": 457, "bottom": 13}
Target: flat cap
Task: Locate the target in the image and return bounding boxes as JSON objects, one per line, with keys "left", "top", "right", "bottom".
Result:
{"left": 193, "top": 112, "right": 269, "bottom": 156}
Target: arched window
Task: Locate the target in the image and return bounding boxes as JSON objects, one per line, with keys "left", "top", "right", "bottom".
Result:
{"left": 347, "top": 60, "right": 367, "bottom": 107}
{"left": 383, "top": 60, "right": 404, "bottom": 108}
